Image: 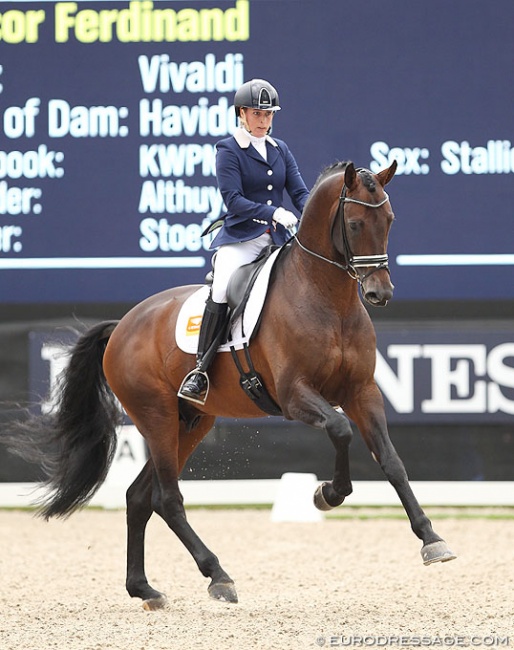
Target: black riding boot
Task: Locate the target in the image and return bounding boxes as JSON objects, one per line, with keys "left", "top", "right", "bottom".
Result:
{"left": 178, "top": 298, "right": 229, "bottom": 404}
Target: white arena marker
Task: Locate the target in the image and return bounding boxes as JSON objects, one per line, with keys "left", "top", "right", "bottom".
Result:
{"left": 271, "top": 472, "right": 324, "bottom": 523}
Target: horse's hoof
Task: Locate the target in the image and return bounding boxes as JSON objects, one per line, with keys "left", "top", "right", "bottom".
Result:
{"left": 313, "top": 482, "right": 345, "bottom": 511}
{"left": 421, "top": 540, "right": 457, "bottom": 565}
{"left": 208, "top": 580, "right": 238, "bottom": 603}
{"left": 142, "top": 594, "right": 169, "bottom": 611}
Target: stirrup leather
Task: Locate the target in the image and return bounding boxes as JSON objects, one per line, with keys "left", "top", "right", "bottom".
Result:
{"left": 178, "top": 369, "right": 210, "bottom": 406}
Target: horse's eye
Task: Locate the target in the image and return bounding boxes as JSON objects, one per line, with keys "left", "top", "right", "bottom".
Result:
{"left": 348, "top": 221, "right": 361, "bottom": 232}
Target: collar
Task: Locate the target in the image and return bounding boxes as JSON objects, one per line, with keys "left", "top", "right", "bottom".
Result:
{"left": 233, "top": 127, "right": 278, "bottom": 150}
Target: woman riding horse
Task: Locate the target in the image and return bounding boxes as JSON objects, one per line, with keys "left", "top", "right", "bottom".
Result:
{"left": 1, "top": 159, "right": 456, "bottom": 610}
{"left": 179, "top": 78, "right": 309, "bottom": 404}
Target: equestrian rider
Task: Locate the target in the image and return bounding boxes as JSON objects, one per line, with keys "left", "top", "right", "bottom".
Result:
{"left": 179, "top": 79, "right": 310, "bottom": 404}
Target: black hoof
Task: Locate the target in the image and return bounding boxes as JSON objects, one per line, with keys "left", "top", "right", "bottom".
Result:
{"left": 208, "top": 580, "right": 238, "bottom": 603}
{"left": 313, "top": 482, "right": 345, "bottom": 511}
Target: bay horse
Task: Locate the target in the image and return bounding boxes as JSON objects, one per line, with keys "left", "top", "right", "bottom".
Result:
{"left": 3, "top": 161, "right": 455, "bottom": 610}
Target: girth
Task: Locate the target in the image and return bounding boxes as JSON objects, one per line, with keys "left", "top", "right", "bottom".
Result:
{"left": 224, "top": 243, "right": 286, "bottom": 417}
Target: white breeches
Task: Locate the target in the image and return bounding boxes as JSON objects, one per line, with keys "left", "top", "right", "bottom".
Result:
{"left": 210, "top": 232, "right": 273, "bottom": 303}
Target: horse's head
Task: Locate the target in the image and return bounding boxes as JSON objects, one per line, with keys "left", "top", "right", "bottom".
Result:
{"left": 331, "top": 161, "right": 397, "bottom": 307}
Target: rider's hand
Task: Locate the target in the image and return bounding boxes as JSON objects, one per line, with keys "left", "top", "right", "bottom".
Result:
{"left": 272, "top": 207, "right": 298, "bottom": 230}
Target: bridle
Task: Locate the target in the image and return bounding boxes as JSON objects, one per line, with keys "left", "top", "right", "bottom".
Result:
{"left": 293, "top": 175, "right": 390, "bottom": 284}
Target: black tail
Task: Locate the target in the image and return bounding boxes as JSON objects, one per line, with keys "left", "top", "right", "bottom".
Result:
{"left": 2, "top": 320, "right": 122, "bottom": 519}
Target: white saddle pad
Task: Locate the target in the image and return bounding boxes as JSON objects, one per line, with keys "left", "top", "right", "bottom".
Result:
{"left": 175, "top": 247, "right": 281, "bottom": 354}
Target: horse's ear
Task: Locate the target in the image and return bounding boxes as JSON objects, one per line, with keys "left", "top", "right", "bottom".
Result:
{"left": 376, "top": 160, "right": 398, "bottom": 187}
{"left": 344, "top": 162, "right": 358, "bottom": 190}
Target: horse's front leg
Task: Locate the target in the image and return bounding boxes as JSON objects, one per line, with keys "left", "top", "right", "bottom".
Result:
{"left": 346, "top": 382, "right": 457, "bottom": 565}
{"left": 283, "top": 384, "right": 354, "bottom": 510}
{"left": 313, "top": 406, "right": 355, "bottom": 511}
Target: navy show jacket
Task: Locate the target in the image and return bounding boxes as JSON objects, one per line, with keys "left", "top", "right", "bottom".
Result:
{"left": 210, "top": 128, "right": 310, "bottom": 249}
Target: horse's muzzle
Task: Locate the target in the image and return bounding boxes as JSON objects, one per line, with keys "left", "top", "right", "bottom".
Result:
{"left": 364, "top": 289, "right": 393, "bottom": 307}
{"left": 362, "top": 274, "right": 394, "bottom": 307}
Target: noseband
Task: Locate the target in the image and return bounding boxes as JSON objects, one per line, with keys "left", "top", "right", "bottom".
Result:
{"left": 294, "top": 176, "right": 390, "bottom": 284}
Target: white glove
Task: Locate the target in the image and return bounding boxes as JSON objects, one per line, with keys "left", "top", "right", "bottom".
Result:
{"left": 272, "top": 207, "right": 298, "bottom": 230}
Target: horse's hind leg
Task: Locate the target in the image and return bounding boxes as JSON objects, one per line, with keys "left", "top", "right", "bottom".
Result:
{"left": 125, "top": 459, "right": 168, "bottom": 610}
{"left": 347, "top": 383, "right": 456, "bottom": 565}
{"left": 128, "top": 411, "right": 237, "bottom": 608}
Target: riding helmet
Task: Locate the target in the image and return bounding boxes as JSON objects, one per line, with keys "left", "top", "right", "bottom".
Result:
{"left": 234, "top": 79, "right": 281, "bottom": 118}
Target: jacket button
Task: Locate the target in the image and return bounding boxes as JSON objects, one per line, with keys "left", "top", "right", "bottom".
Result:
{"left": 266, "top": 200, "right": 273, "bottom": 205}
{"left": 267, "top": 184, "right": 273, "bottom": 190}
{"left": 267, "top": 169, "right": 273, "bottom": 175}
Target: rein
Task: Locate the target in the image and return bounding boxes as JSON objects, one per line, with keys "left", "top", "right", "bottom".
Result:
{"left": 294, "top": 178, "right": 390, "bottom": 284}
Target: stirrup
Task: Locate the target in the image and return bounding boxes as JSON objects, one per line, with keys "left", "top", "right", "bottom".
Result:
{"left": 178, "top": 369, "right": 210, "bottom": 406}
